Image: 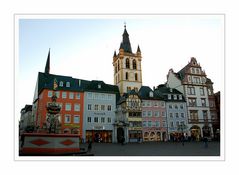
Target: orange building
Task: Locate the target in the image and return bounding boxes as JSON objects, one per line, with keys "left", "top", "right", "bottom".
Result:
{"left": 32, "top": 51, "right": 90, "bottom": 138}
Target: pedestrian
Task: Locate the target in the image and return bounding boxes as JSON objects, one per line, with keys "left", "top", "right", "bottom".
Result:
{"left": 20, "top": 133, "right": 25, "bottom": 148}
{"left": 203, "top": 137, "right": 208, "bottom": 148}
{"left": 88, "top": 140, "right": 92, "bottom": 152}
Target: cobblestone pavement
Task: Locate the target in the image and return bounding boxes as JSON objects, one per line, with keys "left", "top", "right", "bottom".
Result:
{"left": 81, "top": 141, "right": 220, "bottom": 156}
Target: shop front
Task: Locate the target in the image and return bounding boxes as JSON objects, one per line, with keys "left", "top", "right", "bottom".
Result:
{"left": 86, "top": 130, "right": 113, "bottom": 143}
{"left": 190, "top": 125, "right": 201, "bottom": 141}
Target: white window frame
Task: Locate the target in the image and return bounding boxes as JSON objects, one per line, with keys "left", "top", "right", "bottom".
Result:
{"left": 76, "top": 93, "right": 81, "bottom": 99}
{"left": 65, "top": 103, "right": 71, "bottom": 111}
{"left": 69, "top": 92, "right": 74, "bottom": 99}
{"left": 73, "top": 115, "right": 80, "bottom": 123}
{"left": 64, "top": 114, "right": 71, "bottom": 123}
{"left": 48, "top": 91, "right": 53, "bottom": 97}
{"left": 62, "top": 92, "right": 67, "bottom": 99}
{"left": 74, "top": 104, "right": 80, "bottom": 111}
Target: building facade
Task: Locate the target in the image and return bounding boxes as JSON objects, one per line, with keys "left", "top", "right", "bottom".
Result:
{"left": 155, "top": 85, "right": 188, "bottom": 141}
{"left": 83, "top": 80, "right": 119, "bottom": 143}
{"left": 166, "top": 57, "right": 213, "bottom": 140}
{"left": 139, "top": 86, "right": 167, "bottom": 142}
{"left": 20, "top": 105, "right": 33, "bottom": 133}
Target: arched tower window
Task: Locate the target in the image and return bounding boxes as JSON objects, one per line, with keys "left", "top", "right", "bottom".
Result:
{"left": 114, "top": 65, "right": 117, "bottom": 74}
{"left": 118, "top": 60, "right": 120, "bottom": 71}
{"left": 126, "top": 72, "right": 128, "bottom": 80}
{"left": 135, "top": 73, "right": 138, "bottom": 81}
{"left": 133, "top": 59, "right": 137, "bottom": 69}
{"left": 126, "top": 58, "right": 130, "bottom": 69}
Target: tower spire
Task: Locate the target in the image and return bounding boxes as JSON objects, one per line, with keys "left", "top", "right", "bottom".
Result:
{"left": 120, "top": 23, "right": 132, "bottom": 53}
{"left": 44, "top": 48, "right": 50, "bottom": 74}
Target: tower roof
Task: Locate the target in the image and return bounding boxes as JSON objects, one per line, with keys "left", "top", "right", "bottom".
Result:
{"left": 119, "top": 24, "right": 132, "bottom": 53}
{"left": 44, "top": 49, "right": 50, "bottom": 74}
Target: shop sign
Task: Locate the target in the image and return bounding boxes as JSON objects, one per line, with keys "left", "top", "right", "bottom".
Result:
{"left": 129, "top": 127, "right": 142, "bottom": 130}
{"left": 94, "top": 112, "right": 106, "bottom": 116}
{"left": 64, "top": 124, "right": 80, "bottom": 128}
{"left": 94, "top": 125, "right": 104, "bottom": 130}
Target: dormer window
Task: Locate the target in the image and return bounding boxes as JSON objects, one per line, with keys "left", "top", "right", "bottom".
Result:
{"left": 168, "top": 94, "right": 171, "bottom": 100}
{"left": 98, "top": 84, "right": 101, "bottom": 89}
{"left": 179, "top": 95, "right": 182, "bottom": 100}
{"left": 149, "top": 91, "right": 154, "bottom": 97}
{"left": 173, "top": 95, "right": 177, "bottom": 100}
{"left": 66, "top": 82, "right": 70, "bottom": 87}
{"left": 59, "top": 81, "right": 64, "bottom": 87}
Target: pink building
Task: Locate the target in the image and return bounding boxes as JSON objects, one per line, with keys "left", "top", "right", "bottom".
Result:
{"left": 139, "top": 86, "right": 167, "bottom": 141}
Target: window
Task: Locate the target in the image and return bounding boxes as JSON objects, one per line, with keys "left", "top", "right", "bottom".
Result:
{"left": 65, "top": 103, "right": 71, "bottom": 111}
{"left": 94, "top": 117, "right": 99, "bottom": 123}
{"left": 76, "top": 93, "right": 81, "bottom": 99}
{"left": 88, "top": 104, "right": 92, "bottom": 111}
{"left": 154, "top": 111, "right": 159, "bottom": 117}
{"left": 188, "top": 76, "right": 191, "bottom": 82}
{"left": 59, "top": 81, "right": 64, "bottom": 87}
{"left": 101, "top": 117, "right": 105, "bottom": 123}
{"left": 201, "top": 98, "right": 206, "bottom": 107}
{"left": 162, "top": 121, "right": 166, "bottom": 127}
{"left": 174, "top": 104, "right": 178, "bottom": 109}
{"left": 173, "top": 95, "right": 177, "bottom": 100}
{"left": 190, "top": 110, "right": 198, "bottom": 122}
{"left": 107, "top": 105, "right": 112, "bottom": 111}
{"left": 126, "top": 58, "right": 130, "bottom": 68}
{"left": 107, "top": 117, "right": 112, "bottom": 123}
{"left": 118, "top": 60, "right": 120, "bottom": 71}
{"left": 94, "top": 104, "right": 99, "bottom": 111}
{"left": 194, "top": 77, "right": 201, "bottom": 84}
{"left": 147, "top": 101, "right": 151, "bottom": 107}
{"left": 210, "top": 100, "right": 215, "bottom": 107}
{"left": 170, "top": 122, "right": 174, "bottom": 128}
{"left": 176, "top": 121, "right": 179, "bottom": 127}
{"left": 180, "top": 104, "right": 184, "bottom": 109}
{"left": 154, "top": 101, "right": 158, "bottom": 107}
{"left": 64, "top": 115, "right": 71, "bottom": 123}
{"left": 135, "top": 73, "right": 138, "bottom": 81}
{"left": 48, "top": 91, "right": 53, "bottom": 97}
{"left": 98, "top": 84, "right": 101, "bottom": 89}
{"left": 188, "top": 98, "right": 197, "bottom": 107}
{"left": 200, "top": 87, "right": 205, "bottom": 96}
{"left": 148, "top": 121, "right": 152, "bottom": 127}
{"left": 203, "top": 110, "right": 208, "bottom": 121}
{"left": 133, "top": 59, "right": 137, "bottom": 69}
{"left": 101, "top": 105, "right": 105, "bottom": 111}
{"left": 156, "top": 121, "right": 160, "bottom": 127}
{"left": 191, "top": 68, "right": 195, "bottom": 74}
{"left": 74, "top": 104, "right": 80, "bottom": 111}
{"left": 187, "top": 87, "right": 195, "bottom": 95}
{"left": 170, "top": 113, "right": 173, "bottom": 118}
{"left": 126, "top": 72, "right": 128, "bottom": 80}
{"left": 162, "top": 111, "right": 165, "bottom": 117}
{"left": 74, "top": 116, "right": 80, "bottom": 123}
{"left": 87, "top": 92, "right": 92, "bottom": 99}
{"left": 196, "top": 68, "right": 200, "bottom": 74}
{"left": 179, "top": 95, "right": 182, "bottom": 100}
{"left": 142, "top": 111, "right": 146, "bottom": 117}
{"left": 143, "top": 121, "right": 147, "bottom": 127}
{"left": 169, "top": 104, "right": 172, "bottom": 109}
{"left": 147, "top": 111, "right": 152, "bottom": 117}
{"left": 181, "top": 113, "right": 185, "bottom": 118}
{"left": 149, "top": 91, "right": 154, "bottom": 97}
{"left": 168, "top": 94, "right": 171, "bottom": 100}
{"left": 66, "top": 82, "right": 70, "bottom": 87}
{"left": 175, "top": 113, "right": 179, "bottom": 118}
{"left": 69, "top": 92, "right": 74, "bottom": 99}
{"left": 114, "top": 65, "right": 117, "bottom": 74}
{"left": 161, "top": 102, "right": 165, "bottom": 107}
{"left": 87, "top": 117, "right": 91, "bottom": 123}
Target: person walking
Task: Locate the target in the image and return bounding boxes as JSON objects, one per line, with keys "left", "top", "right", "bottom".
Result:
{"left": 203, "top": 137, "right": 208, "bottom": 148}
{"left": 88, "top": 140, "right": 92, "bottom": 153}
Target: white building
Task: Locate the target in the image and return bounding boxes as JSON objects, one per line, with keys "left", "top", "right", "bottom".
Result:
{"left": 166, "top": 57, "right": 213, "bottom": 140}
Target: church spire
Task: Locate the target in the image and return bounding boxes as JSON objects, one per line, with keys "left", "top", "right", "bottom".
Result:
{"left": 119, "top": 24, "right": 132, "bottom": 53}
{"left": 44, "top": 49, "right": 50, "bottom": 74}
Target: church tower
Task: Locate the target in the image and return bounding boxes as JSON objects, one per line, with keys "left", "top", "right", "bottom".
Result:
{"left": 113, "top": 24, "right": 142, "bottom": 95}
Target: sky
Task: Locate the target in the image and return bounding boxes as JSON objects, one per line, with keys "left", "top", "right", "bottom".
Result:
{"left": 16, "top": 15, "right": 224, "bottom": 119}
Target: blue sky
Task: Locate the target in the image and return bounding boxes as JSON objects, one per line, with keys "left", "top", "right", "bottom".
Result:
{"left": 17, "top": 15, "right": 224, "bottom": 117}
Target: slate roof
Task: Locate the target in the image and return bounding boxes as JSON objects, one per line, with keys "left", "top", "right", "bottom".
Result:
{"left": 155, "top": 84, "right": 186, "bottom": 102}
{"left": 138, "top": 86, "right": 164, "bottom": 100}
{"left": 37, "top": 72, "right": 120, "bottom": 101}
{"left": 119, "top": 26, "right": 132, "bottom": 53}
